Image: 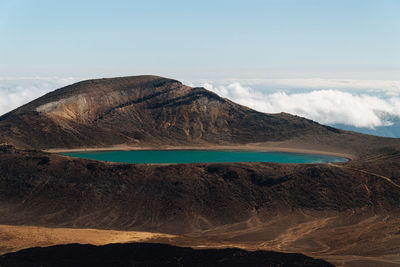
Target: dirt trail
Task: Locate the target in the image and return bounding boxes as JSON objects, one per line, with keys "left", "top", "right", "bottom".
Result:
{"left": 2, "top": 215, "right": 400, "bottom": 267}
{"left": 329, "top": 163, "right": 400, "bottom": 188}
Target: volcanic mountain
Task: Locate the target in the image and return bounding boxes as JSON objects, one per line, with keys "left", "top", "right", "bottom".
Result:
{"left": 0, "top": 75, "right": 394, "bottom": 154}
{"left": 1, "top": 75, "right": 400, "bottom": 266}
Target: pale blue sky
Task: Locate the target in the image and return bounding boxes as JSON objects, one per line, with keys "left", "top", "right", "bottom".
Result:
{"left": 1, "top": 0, "right": 399, "bottom": 79}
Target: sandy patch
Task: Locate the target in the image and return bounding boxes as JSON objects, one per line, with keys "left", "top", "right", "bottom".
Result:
{"left": 0, "top": 224, "right": 175, "bottom": 255}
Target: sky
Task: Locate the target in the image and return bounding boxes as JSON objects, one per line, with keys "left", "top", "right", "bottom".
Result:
{"left": 1, "top": 0, "right": 400, "bottom": 134}
{"left": 1, "top": 0, "right": 399, "bottom": 79}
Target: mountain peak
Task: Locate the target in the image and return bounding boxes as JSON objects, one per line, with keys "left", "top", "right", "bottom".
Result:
{"left": 0, "top": 76, "right": 347, "bottom": 149}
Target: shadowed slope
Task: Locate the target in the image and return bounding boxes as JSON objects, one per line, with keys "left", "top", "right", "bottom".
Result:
{"left": 1, "top": 145, "right": 399, "bottom": 234}
{"left": 0, "top": 243, "right": 334, "bottom": 267}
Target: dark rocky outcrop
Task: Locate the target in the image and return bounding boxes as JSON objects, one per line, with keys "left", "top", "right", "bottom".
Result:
{"left": 0, "top": 243, "right": 334, "bottom": 267}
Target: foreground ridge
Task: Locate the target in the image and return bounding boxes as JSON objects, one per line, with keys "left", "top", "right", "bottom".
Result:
{"left": 0, "top": 243, "right": 334, "bottom": 267}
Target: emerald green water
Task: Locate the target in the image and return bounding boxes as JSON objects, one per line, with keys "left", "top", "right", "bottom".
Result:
{"left": 62, "top": 150, "right": 347, "bottom": 164}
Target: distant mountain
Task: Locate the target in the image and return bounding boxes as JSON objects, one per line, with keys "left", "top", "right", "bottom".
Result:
{"left": 0, "top": 75, "right": 345, "bottom": 150}
{"left": 332, "top": 114, "right": 400, "bottom": 138}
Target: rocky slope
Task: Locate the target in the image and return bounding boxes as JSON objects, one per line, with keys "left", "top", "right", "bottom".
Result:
{"left": 0, "top": 144, "right": 399, "bottom": 234}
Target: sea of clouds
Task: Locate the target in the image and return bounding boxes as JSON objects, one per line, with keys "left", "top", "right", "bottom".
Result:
{"left": 1, "top": 77, "right": 400, "bottom": 130}
{"left": 187, "top": 78, "right": 400, "bottom": 129}
{"left": 0, "top": 77, "right": 77, "bottom": 115}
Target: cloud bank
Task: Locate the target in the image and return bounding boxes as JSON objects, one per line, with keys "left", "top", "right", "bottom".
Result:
{"left": 0, "top": 77, "right": 76, "bottom": 115}
{"left": 200, "top": 80, "right": 400, "bottom": 129}
{"left": 230, "top": 78, "right": 400, "bottom": 96}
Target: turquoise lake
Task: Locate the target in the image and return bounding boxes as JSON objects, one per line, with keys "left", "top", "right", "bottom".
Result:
{"left": 62, "top": 150, "right": 347, "bottom": 164}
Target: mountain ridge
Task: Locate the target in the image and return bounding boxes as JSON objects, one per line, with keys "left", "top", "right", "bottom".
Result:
{"left": 0, "top": 75, "right": 354, "bottom": 151}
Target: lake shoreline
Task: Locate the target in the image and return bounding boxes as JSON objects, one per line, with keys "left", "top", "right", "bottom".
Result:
{"left": 45, "top": 143, "right": 354, "bottom": 161}
{"left": 62, "top": 150, "right": 347, "bottom": 164}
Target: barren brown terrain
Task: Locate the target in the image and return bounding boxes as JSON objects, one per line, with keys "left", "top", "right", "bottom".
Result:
{"left": 1, "top": 75, "right": 400, "bottom": 266}
{"left": 0, "top": 224, "right": 176, "bottom": 255}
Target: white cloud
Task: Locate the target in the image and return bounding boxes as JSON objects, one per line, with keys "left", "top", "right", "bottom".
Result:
{"left": 201, "top": 81, "right": 400, "bottom": 129}
{"left": 199, "top": 78, "right": 400, "bottom": 96}
{"left": 0, "top": 77, "right": 77, "bottom": 115}
{"left": 250, "top": 78, "right": 400, "bottom": 92}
